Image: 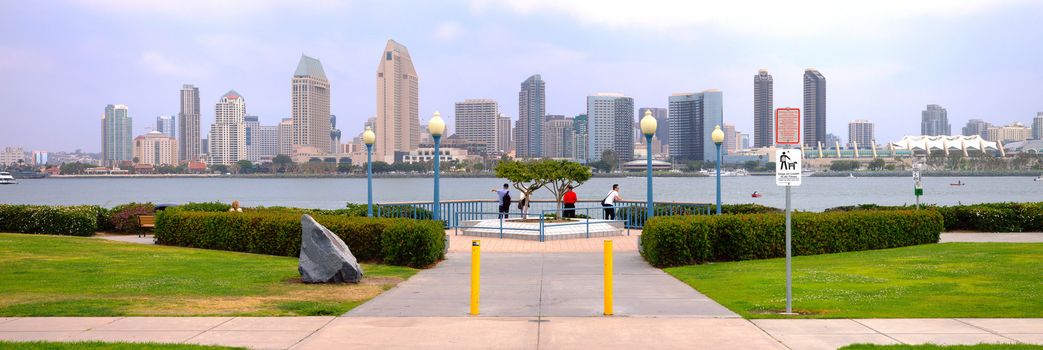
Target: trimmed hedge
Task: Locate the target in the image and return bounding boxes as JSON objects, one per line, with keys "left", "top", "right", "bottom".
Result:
{"left": 155, "top": 210, "right": 445, "bottom": 267}
{"left": 824, "top": 202, "right": 1043, "bottom": 232}
{"left": 641, "top": 210, "right": 944, "bottom": 267}
{"left": 0, "top": 204, "right": 101, "bottom": 236}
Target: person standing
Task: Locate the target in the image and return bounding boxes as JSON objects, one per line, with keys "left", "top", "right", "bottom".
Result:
{"left": 517, "top": 191, "right": 530, "bottom": 219}
{"left": 562, "top": 185, "right": 578, "bottom": 218}
{"left": 492, "top": 183, "right": 510, "bottom": 219}
{"left": 602, "top": 184, "right": 622, "bottom": 220}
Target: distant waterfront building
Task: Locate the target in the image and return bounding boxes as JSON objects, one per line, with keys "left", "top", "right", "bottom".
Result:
{"left": 0, "top": 147, "right": 26, "bottom": 166}
{"left": 244, "top": 116, "right": 278, "bottom": 162}
{"left": 986, "top": 122, "right": 1031, "bottom": 143}
{"left": 722, "top": 124, "right": 738, "bottom": 155}
{"left": 178, "top": 84, "right": 201, "bottom": 162}
{"left": 516, "top": 74, "right": 546, "bottom": 158}
{"left": 739, "top": 133, "right": 750, "bottom": 150}
{"left": 201, "top": 138, "right": 208, "bottom": 155}
{"left": 803, "top": 69, "right": 826, "bottom": 148}
{"left": 329, "top": 114, "right": 342, "bottom": 154}
{"left": 754, "top": 69, "right": 773, "bottom": 147}
{"left": 962, "top": 119, "right": 992, "bottom": 137}
{"left": 543, "top": 115, "right": 574, "bottom": 159}
{"left": 496, "top": 113, "right": 512, "bottom": 154}
{"left": 208, "top": 90, "right": 246, "bottom": 166}
{"left": 375, "top": 39, "right": 420, "bottom": 163}
{"left": 277, "top": 118, "right": 293, "bottom": 155}
{"left": 638, "top": 107, "right": 669, "bottom": 146}
{"left": 133, "top": 131, "right": 178, "bottom": 166}
{"left": 101, "top": 104, "right": 133, "bottom": 166}
{"left": 921, "top": 104, "right": 950, "bottom": 136}
{"left": 572, "top": 114, "right": 588, "bottom": 163}
{"left": 292, "top": 55, "right": 332, "bottom": 154}
{"left": 156, "top": 115, "right": 175, "bottom": 138}
{"left": 1033, "top": 113, "right": 1043, "bottom": 140}
{"left": 848, "top": 119, "right": 874, "bottom": 149}
{"left": 587, "top": 93, "right": 634, "bottom": 162}
{"left": 31, "top": 150, "right": 48, "bottom": 165}
{"left": 825, "top": 133, "right": 841, "bottom": 149}
{"left": 454, "top": 99, "right": 498, "bottom": 156}
{"left": 668, "top": 90, "right": 723, "bottom": 162}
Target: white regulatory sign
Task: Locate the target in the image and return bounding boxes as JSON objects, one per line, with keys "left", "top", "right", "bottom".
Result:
{"left": 776, "top": 149, "right": 802, "bottom": 186}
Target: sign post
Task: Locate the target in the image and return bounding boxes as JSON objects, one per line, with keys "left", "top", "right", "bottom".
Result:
{"left": 912, "top": 163, "right": 923, "bottom": 209}
{"left": 775, "top": 108, "right": 801, "bottom": 315}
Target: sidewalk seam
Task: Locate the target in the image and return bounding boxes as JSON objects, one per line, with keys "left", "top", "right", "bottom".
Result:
{"left": 182, "top": 316, "right": 237, "bottom": 344}
{"left": 852, "top": 319, "right": 905, "bottom": 345}
{"left": 288, "top": 317, "right": 338, "bottom": 349}
{"left": 747, "top": 319, "right": 794, "bottom": 350}
{"left": 951, "top": 318, "right": 1022, "bottom": 343}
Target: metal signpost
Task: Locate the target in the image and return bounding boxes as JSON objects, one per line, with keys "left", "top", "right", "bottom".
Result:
{"left": 775, "top": 108, "right": 801, "bottom": 315}
{"left": 913, "top": 163, "right": 923, "bottom": 209}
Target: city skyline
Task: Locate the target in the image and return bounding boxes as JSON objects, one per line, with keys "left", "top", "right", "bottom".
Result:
{"left": 4, "top": 1, "right": 1043, "bottom": 152}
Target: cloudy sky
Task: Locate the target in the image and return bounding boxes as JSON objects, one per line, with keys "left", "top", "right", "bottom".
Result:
{"left": 2, "top": 0, "right": 1042, "bottom": 152}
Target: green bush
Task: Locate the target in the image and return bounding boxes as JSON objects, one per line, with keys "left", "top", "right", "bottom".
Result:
{"left": 722, "top": 203, "right": 782, "bottom": 214}
{"left": 641, "top": 210, "right": 943, "bottom": 267}
{"left": 108, "top": 202, "right": 155, "bottom": 233}
{"left": 155, "top": 210, "right": 445, "bottom": 267}
{"left": 825, "top": 202, "right": 1043, "bottom": 232}
{"left": 172, "top": 202, "right": 232, "bottom": 212}
{"left": 0, "top": 204, "right": 100, "bottom": 236}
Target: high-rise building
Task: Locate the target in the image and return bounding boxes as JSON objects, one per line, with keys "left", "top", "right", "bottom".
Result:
{"left": 921, "top": 104, "right": 950, "bottom": 136}
{"left": 31, "top": 150, "right": 47, "bottom": 166}
{"left": 244, "top": 115, "right": 278, "bottom": 162}
{"left": 572, "top": 114, "right": 588, "bottom": 162}
{"left": 277, "top": 118, "right": 293, "bottom": 156}
{"left": 962, "top": 119, "right": 991, "bottom": 137}
{"left": 825, "top": 133, "right": 841, "bottom": 148}
{"left": 291, "top": 55, "right": 332, "bottom": 153}
{"left": 543, "top": 115, "right": 574, "bottom": 159}
{"left": 156, "top": 115, "right": 175, "bottom": 138}
{"left": 516, "top": 74, "right": 546, "bottom": 158}
{"left": 178, "top": 84, "right": 201, "bottom": 162}
{"left": 587, "top": 93, "right": 634, "bottom": 162}
{"left": 133, "top": 131, "right": 178, "bottom": 166}
{"left": 803, "top": 69, "right": 826, "bottom": 148}
{"left": 638, "top": 107, "right": 669, "bottom": 146}
{"left": 208, "top": 90, "right": 246, "bottom": 166}
{"left": 329, "top": 114, "right": 341, "bottom": 153}
{"left": 722, "top": 124, "right": 738, "bottom": 155}
{"left": 101, "top": 104, "right": 132, "bottom": 166}
{"left": 375, "top": 39, "right": 420, "bottom": 163}
{"left": 986, "top": 122, "right": 1031, "bottom": 143}
{"left": 668, "top": 90, "right": 724, "bottom": 162}
{"left": 739, "top": 133, "right": 750, "bottom": 150}
{"left": 1033, "top": 113, "right": 1043, "bottom": 140}
{"left": 496, "top": 113, "right": 512, "bottom": 154}
{"left": 0, "top": 147, "right": 26, "bottom": 166}
{"left": 454, "top": 99, "right": 498, "bottom": 156}
{"left": 754, "top": 69, "right": 773, "bottom": 147}
{"left": 848, "top": 119, "right": 874, "bottom": 149}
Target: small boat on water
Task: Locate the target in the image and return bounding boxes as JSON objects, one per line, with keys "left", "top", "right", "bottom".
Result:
{"left": 751, "top": 192, "right": 763, "bottom": 198}
{"left": 950, "top": 180, "right": 965, "bottom": 186}
{"left": 849, "top": 173, "right": 855, "bottom": 178}
{"left": 0, "top": 172, "right": 16, "bottom": 185}
{"left": 1035, "top": 175, "right": 1043, "bottom": 182}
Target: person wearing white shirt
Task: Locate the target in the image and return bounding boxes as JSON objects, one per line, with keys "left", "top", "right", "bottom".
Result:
{"left": 601, "top": 184, "right": 622, "bottom": 220}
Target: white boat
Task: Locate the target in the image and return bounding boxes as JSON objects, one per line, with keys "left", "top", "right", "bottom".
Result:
{"left": 849, "top": 173, "right": 856, "bottom": 178}
{"left": 699, "top": 169, "right": 749, "bottom": 177}
{"left": 0, "top": 172, "right": 16, "bottom": 185}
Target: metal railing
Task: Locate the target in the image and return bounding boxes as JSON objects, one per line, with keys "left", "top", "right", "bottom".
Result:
{"left": 451, "top": 206, "right": 631, "bottom": 242}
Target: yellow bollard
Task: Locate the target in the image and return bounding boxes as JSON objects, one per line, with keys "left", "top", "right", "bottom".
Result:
{"left": 470, "top": 240, "right": 480, "bottom": 315}
{"left": 604, "top": 240, "right": 613, "bottom": 316}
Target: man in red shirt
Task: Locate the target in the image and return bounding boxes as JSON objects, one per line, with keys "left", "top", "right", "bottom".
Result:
{"left": 562, "top": 185, "right": 578, "bottom": 218}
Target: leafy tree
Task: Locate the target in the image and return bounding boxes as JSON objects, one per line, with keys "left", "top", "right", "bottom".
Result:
{"left": 337, "top": 162, "right": 352, "bottom": 173}
{"left": 59, "top": 162, "right": 91, "bottom": 175}
{"left": 235, "top": 160, "right": 255, "bottom": 174}
{"left": 743, "top": 160, "right": 760, "bottom": 171}
{"left": 829, "top": 160, "right": 861, "bottom": 172}
{"left": 371, "top": 161, "right": 392, "bottom": 173}
{"left": 601, "top": 150, "right": 618, "bottom": 172}
{"left": 868, "top": 158, "right": 886, "bottom": 171}
{"left": 210, "top": 164, "right": 229, "bottom": 174}
{"left": 272, "top": 154, "right": 293, "bottom": 173}
{"left": 495, "top": 159, "right": 592, "bottom": 210}
{"left": 589, "top": 160, "right": 611, "bottom": 173}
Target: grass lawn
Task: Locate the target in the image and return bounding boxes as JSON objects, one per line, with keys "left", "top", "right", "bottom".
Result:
{"left": 0, "top": 233, "right": 416, "bottom": 316}
{"left": 665, "top": 243, "right": 1043, "bottom": 319}
{"left": 840, "top": 344, "right": 1043, "bottom": 349}
{"left": 0, "top": 341, "right": 243, "bottom": 349}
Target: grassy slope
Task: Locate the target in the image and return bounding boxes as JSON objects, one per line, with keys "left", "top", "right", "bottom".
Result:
{"left": 666, "top": 243, "right": 1043, "bottom": 319}
{"left": 0, "top": 341, "right": 243, "bottom": 350}
{"left": 0, "top": 233, "right": 416, "bottom": 316}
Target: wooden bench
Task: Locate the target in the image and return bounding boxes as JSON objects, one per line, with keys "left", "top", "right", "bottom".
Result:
{"left": 137, "top": 215, "right": 156, "bottom": 238}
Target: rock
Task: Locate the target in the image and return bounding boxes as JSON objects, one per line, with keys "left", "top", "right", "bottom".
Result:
{"left": 298, "top": 214, "right": 363, "bottom": 283}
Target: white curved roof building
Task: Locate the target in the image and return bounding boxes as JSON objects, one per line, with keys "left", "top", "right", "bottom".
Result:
{"left": 889, "top": 135, "right": 1002, "bottom": 156}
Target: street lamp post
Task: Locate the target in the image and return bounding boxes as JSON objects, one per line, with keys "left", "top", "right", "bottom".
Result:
{"left": 428, "top": 112, "right": 446, "bottom": 223}
{"left": 712, "top": 125, "right": 725, "bottom": 215}
{"left": 363, "top": 127, "right": 376, "bottom": 217}
{"left": 639, "top": 110, "right": 658, "bottom": 222}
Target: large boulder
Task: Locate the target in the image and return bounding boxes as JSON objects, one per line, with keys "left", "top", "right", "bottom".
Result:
{"left": 299, "top": 214, "right": 363, "bottom": 283}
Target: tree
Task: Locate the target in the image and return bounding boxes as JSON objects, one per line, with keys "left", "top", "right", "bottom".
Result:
{"left": 742, "top": 160, "right": 760, "bottom": 171}
{"left": 867, "top": 158, "right": 886, "bottom": 171}
{"left": 59, "top": 162, "right": 91, "bottom": 175}
{"left": 235, "top": 160, "right": 255, "bottom": 174}
{"left": 495, "top": 159, "right": 592, "bottom": 210}
{"left": 210, "top": 164, "right": 229, "bottom": 174}
{"left": 601, "top": 150, "right": 618, "bottom": 172}
{"left": 371, "top": 161, "right": 392, "bottom": 173}
{"left": 272, "top": 155, "right": 293, "bottom": 173}
{"left": 829, "top": 160, "right": 860, "bottom": 172}
{"left": 589, "top": 160, "right": 611, "bottom": 173}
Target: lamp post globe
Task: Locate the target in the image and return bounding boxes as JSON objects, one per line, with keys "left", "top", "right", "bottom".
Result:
{"left": 363, "top": 126, "right": 376, "bottom": 217}
{"left": 712, "top": 125, "right": 724, "bottom": 215}
{"left": 639, "top": 110, "right": 657, "bottom": 221}
{"left": 428, "top": 112, "right": 446, "bottom": 223}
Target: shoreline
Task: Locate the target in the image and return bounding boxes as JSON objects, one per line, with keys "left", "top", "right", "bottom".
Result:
{"left": 42, "top": 170, "right": 1043, "bottom": 179}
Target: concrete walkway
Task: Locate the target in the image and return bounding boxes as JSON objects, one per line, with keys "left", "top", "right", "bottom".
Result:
{"left": 940, "top": 232, "right": 1043, "bottom": 243}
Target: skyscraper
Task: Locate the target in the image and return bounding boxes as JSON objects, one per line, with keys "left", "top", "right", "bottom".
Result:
{"left": 848, "top": 119, "right": 874, "bottom": 149}
{"left": 133, "top": 131, "right": 178, "bottom": 166}
{"left": 244, "top": 116, "right": 278, "bottom": 162}
{"left": 803, "top": 69, "right": 826, "bottom": 148}
{"left": 329, "top": 114, "right": 341, "bottom": 153}
{"left": 722, "top": 124, "right": 737, "bottom": 155}
{"left": 543, "top": 115, "right": 574, "bottom": 159}
{"left": 376, "top": 39, "right": 420, "bottom": 163}
{"left": 101, "top": 104, "right": 132, "bottom": 166}
{"left": 587, "top": 93, "right": 634, "bottom": 162}
{"left": 208, "top": 90, "right": 246, "bottom": 166}
{"left": 454, "top": 99, "right": 499, "bottom": 156}
{"left": 292, "top": 55, "right": 331, "bottom": 153}
{"left": 962, "top": 119, "right": 991, "bottom": 137}
{"left": 178, "top": 84, "right": 200, "bottom": 162}
{"left": 754, "top": 69, "right": 773, "bottom": 147}
{"left": 668, "top": 90, "right": 724, "bottom": 162}
{"left": 921, "top": 104, "right": 950, "bottom": 136}
{"left": 1034, "top": 113, "right": 1043, "bottom": 140}
{"left": 156, "top": 115, "right": 175, "bottom": 138}
{"left": 496, "top": 113, "right": 512, "bottom": 154}
{"left": 572, "top": 114, "right": 588, "bottom": 163}
{"left": 516, "top": 74, "right": 546, "bottom": 158}
{"left": 638, "top": 107, "right": 669, "bottom": 146}
{"left": 277, "top": 118, "right": 293, "bottom": 156}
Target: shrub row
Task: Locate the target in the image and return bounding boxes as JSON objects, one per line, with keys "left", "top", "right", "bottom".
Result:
{"left": 154, "top": 210, "right": 445, "bottom": 267}
{"left": 0, "top": 204, "right": 101, "bottom": 236}
{"left": 824, "top": 202, "right": 1043, "bottom": 232}
{"left": 641, "top": 210, "right": 944, "bottom": 267}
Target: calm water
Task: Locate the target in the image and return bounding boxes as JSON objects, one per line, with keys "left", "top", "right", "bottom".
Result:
{"left": 1, "top": 176, "right": 1040, "bottom": 212}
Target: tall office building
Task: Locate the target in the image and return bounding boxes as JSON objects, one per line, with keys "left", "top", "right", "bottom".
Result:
{"left": 208, "top": 90, "right": 246, "bottom": 166}
{"left": 516, "top": 74, "right": 546, "bottom": 158}
{"left": 754, "top": 69, "right": 773, "bottom": 147}
{"left": 739, "top": 133, "right": 750, "bottom": 150}
{"left": 803, "top": 69, "right": 826, "bottom": 148}
{"left": 1033, "top": 113, "right": 1043, "bottom": 140}
{"left": 329, "top": 115, "right": 341, "bottom": 153}
{"left": 722, "top": 124, "right": 738, "bottom": 155}
{"left": 291, "top": 55, "right": 331, "bottom": 153}
{"left": 638, "top": 107, "right": 669, "bottom": 146}
{"left": 962, "top": 119, "right": 991, "bottom": 137}
{"left": 543, "top": 115, "right": 574, "bottom": 159}
{"left": 848, "top": 119, "right": 874, "bottom": 149}
{"left": 156, "top": 115, "right": 175, "bottom": 138}
{"left": 572, "top": 114, "right": 588, "bottom": 162}
{"left": 133, "top": 131, "right": 178, "bottom": 166}
{"left": 921, "top": 104, "right": 950, "bottom": 136}
{"left": 825, "top": 133, "right": 841, "bottom": 148}
{"left": 244, "top": 116, "right": 278, "bottom": 162}
{"left": 376, "top": 39, "right": 420, "bottom": 163}
{"left": 587, "top": 93, "right": 634, "bottom": 162}
{"left": 668, "top": 90, "right": 724, "bottom": 162}
{"left": 496, "top": 113, "right": 512, "bottom": 154}
{"left": 101, "top": 104, "right": 132, "bottom": 166}
{"left": 277, "top": 118, "right": 293, "bottom": 156}
{"left": 454, "top": 99, "right": 498, "bottom": 156}
{"left": 178, "top": 84, "right": 200, "bottom": 162}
